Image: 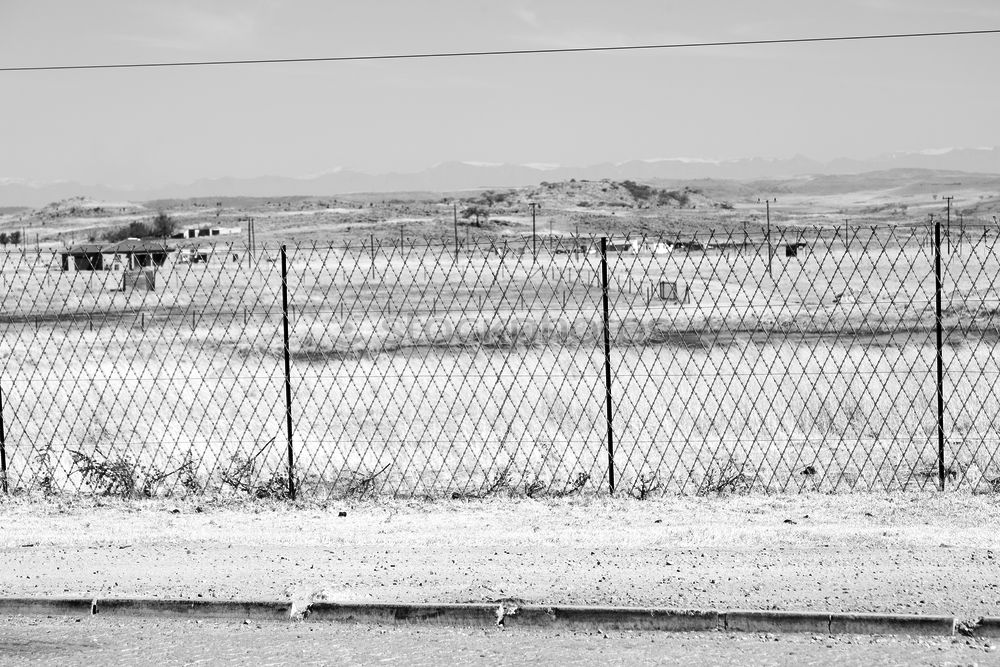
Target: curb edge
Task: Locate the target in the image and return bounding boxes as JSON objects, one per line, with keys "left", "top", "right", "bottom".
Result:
{"left": 0, "top": 598, "right": 968, "bottom": 637}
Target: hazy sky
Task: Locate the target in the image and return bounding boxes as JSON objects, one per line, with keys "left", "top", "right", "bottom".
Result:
{"left": 1, "top": 0, "right": 999, "bottom": 186}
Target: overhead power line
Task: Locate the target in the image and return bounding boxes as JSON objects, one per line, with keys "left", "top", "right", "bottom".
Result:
{"left": 1, "top": 28, "right": 999, "bottom": 73}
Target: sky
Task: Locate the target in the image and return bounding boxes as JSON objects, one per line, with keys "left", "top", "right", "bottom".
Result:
{"left": 1, "top": 0, "right": 999, "bottom": 187}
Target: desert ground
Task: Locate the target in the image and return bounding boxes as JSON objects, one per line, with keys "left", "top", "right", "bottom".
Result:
{"left": 0, "top": 170, "right": 998, "bottom": 498}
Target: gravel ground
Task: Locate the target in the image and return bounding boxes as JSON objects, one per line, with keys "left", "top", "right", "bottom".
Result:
{"left": 1, "top": 493, "right": 998, "bottom": 621}
{"left": 0, "top": 617, "right": 996, "bottom": 666}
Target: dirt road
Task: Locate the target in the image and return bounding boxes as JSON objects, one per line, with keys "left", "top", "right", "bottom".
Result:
{"left": 2, "top": 493, "right": 997, "bottom": 621}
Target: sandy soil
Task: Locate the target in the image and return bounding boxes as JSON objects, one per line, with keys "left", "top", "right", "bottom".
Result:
{"left": 2, "top": 494, "right": 998, "bottom": 622}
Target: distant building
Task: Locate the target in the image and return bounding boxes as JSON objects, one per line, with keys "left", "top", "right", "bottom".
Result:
{"left": 102, "top": 239, "right": 174, "bottom": 270}
{"left": 785, "top": 241, "right": 808, "bottom": 258}
{"left": 61, "top": 243, "right": 106, "bottom": 271}
{"left": 61, "top": 239, "right": 175, "bottom": 271}
{"left": 172, "top": 226, "right": 241, "bottom": 239}
{"left": 606, "top": 239, "right": 640, "bottom": 253}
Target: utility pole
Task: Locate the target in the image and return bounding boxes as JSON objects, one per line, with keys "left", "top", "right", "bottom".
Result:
{"left": 766, "top": 199, "right": 772, "bottom": 276}
{"left": 943, "top": 196, "right": 954, "bottom": 253}
{"left": 758, "top": 198, "right": 774, "bottom": 276}
{"left": 453, "top": 202, "right": 460, "bottom": 258}
{"left": 529, "top": 202, "right": 540, "bottom": 258}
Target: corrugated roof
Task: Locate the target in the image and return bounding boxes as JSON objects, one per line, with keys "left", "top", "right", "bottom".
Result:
{"left": 101, "top": 239, "right": 176, "bottom": 253}
{"left": 63, "top": 243, "right": 106, "bottom": 254}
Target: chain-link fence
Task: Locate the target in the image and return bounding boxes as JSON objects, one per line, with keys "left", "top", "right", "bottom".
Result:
{"left": 1, "top": 224, "right": 998, "bottom": 498}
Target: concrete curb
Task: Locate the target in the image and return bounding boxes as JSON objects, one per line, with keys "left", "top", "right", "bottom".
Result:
{"left": 307, "top": 603, "right": 497, "bottom": 627}
{"left": 304, "top": 603, "right": 719, "bottom": 632}
{"left": 983, "top": 618, "right": 1000, "bottom": 638}
{"left": 965, "top": 617, "right": 1000, "bottom": 638}
{"left": 722, "top": 610, "right": 957, "bottom": 637}
{"left": 94, "top": 599, "right": 292, "bottom": 621}
{"left": 0, "top": 597, "right": 972, "bottom": 637}
{"left": 507, "top": 605, "right": 719, "bottom": 632}
{"left": 829, "top": 613, "right": 955, "bottom": 637}
{"left": 0, "top": 598, "right": 95, "bottom": 616}
{"left": 725, "top": 610, "right": 831, "bottom": 634}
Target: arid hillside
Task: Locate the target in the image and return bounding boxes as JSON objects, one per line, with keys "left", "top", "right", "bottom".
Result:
{"left": 1, "top": 169, "right": 998, "bottom": 249}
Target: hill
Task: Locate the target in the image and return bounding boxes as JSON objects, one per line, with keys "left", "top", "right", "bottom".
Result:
{"left": 3, "top": 170, "right": 998, "bottom": 249}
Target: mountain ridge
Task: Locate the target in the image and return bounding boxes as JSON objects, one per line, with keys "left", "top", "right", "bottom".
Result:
{"left": 3, "top": 147, "right": 999, "bottom": 207}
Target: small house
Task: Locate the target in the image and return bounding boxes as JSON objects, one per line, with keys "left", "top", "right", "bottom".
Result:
{"left": 785, "top": 241, "right": 808, "bottom": 258}
{"left": 102, "top": 239, "right": 175, "bottom": 270}
{"left": 61, "top": 243, "right": 105, "bottom": 271}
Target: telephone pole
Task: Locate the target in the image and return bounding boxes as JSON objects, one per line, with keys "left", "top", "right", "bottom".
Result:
{"left": 529, "top": 202, "right": 540, "bottom": 258}
{"left": 453, "top": 202, "right": 460, "bottom": 257}
{"left": 767, "top": 199, "right": 772, "bottom": 276}
{"left": 943, "top": 196, "right": 954, "bottom": 253}
{"left": 758, "top": 198, "right": 774, "bottom": 276}
{"left": 246, "top": 218, "right": 253, "bottom": 268}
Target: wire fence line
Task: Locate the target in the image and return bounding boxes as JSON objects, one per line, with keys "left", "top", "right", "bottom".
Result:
{"left": 1, "top": 223, "right": 999, "bottom": 498}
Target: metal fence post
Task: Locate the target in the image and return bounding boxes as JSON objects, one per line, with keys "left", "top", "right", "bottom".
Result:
{"left": 0, "top": 378, "right": 7, "bottom": 494}
{"left": 280, "top": 245, "right": 296, "bottom": 500}
{"left": 933, "top": 218, "right": 946, "bottom": 491}
{"left": 600, "top": 237, "right": 615, "bottom": 494}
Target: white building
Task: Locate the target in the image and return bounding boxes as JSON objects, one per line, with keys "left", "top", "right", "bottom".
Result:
{"left": 172, "top": 226, "right": 242, "bottom": 239}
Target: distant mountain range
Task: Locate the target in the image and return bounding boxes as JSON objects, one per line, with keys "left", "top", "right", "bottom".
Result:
{"left": 3, "top": 147, "right": 1000, "bottom": 207}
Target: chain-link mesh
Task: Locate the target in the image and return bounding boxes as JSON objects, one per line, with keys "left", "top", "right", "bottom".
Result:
{"left": 0, "top": 244, "right": 288, "bottom": 497}
{"left": 941, "top": 225, "right": 1000, "bottom": 491}
{"left": 0, "top": 227, "right": 997, "bottom": 497}
{"left": 608, "top": 227, "right": 942, "bottom": 494}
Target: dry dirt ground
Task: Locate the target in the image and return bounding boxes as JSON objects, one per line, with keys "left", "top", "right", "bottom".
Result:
{"left": 1, "top": 494, "right": 998, "bottom": 622}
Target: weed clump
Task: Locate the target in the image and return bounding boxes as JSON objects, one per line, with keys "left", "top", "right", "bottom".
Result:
{"left": 696, "top": 457, "right": 750, "bottom": 495}
{"left": 70, "top": 449, "right": 140, "bottom": 498}
{"left": 219, "top": 437, "right": 290, "bottom": 499}
{"left": 69, "top": 448, "right": 201, "bottom": 499}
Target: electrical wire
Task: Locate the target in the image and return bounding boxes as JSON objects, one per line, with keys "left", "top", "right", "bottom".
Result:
{"left": 1, "top": 28, "right": 998, "bottom": 72}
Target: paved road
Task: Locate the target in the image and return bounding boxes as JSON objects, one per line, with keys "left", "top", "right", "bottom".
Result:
{"left": 0, "top": 617, "right": 995, "bottom": 666}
